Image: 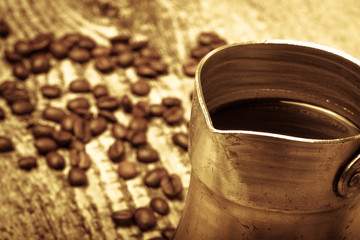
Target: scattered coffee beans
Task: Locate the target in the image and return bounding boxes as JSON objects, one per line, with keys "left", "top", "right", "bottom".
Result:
{"left": 51, "top": 130, "right": 72, "bottom": 147}
{"left": 89, "top": 117, "right": 107, "bottom": 136}
{"left": 172, "top": 133, "right": 188, "bottom": 150}
{"left": 32, "top": 124, "right": 55, "bottom": 138}
{"left": 13, "top": 62, "right": 30, "bottom": 80}
{"left": 96, "top": 96, "right": 119, "bottom": 111}
{"left": 46, "top": 151, "right": 65, "bottom": 170}
{"left": 117, "top": 161, "right": 137, "bottom": 179}
{"left": 150, "top": 197, "right": 169, "bottom": 216}
{"left": 162, "top": 97, "right": 181, "bottom": 108}
{"left": 143, "top": 168, "right": 169, "bottom": 188}
{"left": 136, "top": 146, "right": 159, "bottom": 163}
{"left": 161, "top": 228, "right": 176, "bottom": 240}
{"left": 18, "top": 156, "right": 37, "bottom": 170}
{"left": 112, "top": 123, "right": 127, "bottom": 140}
{"left": 108, "top": 140, "right": 125, "bottom": 162}
{"left": 0, "top": 136, "right": 14, "bottom": 152}
{"left": 50, "top": 40, "right": 69, "bottom": 59}
{"left": 111, "top": 209, "right": 133, "bottom": 226}
{"left": 61, "top": 114, "right": 78, "bottom": 132}
{"left": 73, "top": 118, "right": 91, "bottom": 143}
{"left": 42, "top": 107, "right": 66, "bottom": 122}
{"left": 11, "top": 100, "right": 35, "bottom": 115}
{"left": 68, "top": 47, "right": 91, "bottom": 63}
{"left": 162, "top": 106, "right": 184, "bottom": 125}
{"left": 160, "top": 174, "right": 183, "bottom": 199}
{"left": 69, "top": 78, "right": 91, "bottom": 93}
{"left": 67, "top": 97, "right": 90, "bottom": 112}
{"left": 134, "top": 207, "right": 157, "bottom": 231}
{"left": 117, "top": 51, "right": 135, "bottom": 67}
{"left": 131, "top": 80, "right": 150, "bottom": 96}
{"left": 92, "top": 84, "right": 109, "bottom": 98}
{"left": 121, "top": 95, "right": 133, "bottom": 113}
{"left": 129, "top": 131, "right": 147, "bottom": 147}
{"left": 41, "top": 85, "right": 62, "bottom": 99}
{"left": 70, "top": 149, "right": 91, "bottom": 170}
{"left": 98, "top": 110, "right": 117, "bottom": 123}
{"left": 128, "top": 117, "right": 148, "bottom": 132}
{"left": 68, "top": 168, "right": 88, "bottom": 186}
{"left": 34, "top": 137, "right": 57, "bottom": 154}
{"left": 94, "top": 56, "right": 115, "bottom": 73}
{"left": 30, "top": 53, "right": 51, "bottom": 73}
{"left": 149, "top": 104, "right": 165, "bottom": 117}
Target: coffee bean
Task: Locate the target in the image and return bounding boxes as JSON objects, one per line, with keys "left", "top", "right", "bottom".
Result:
{"left": 0, "top": 81, "right": 16, "bottom": 96}
{"left": 111, "top": 123, "right": 127, "bottom": 140}
{"left": 34, "top": 137, "right": 57, "bottom": 154}
{"left": 43, "top": 107, "right": 66, "bottom": 123}
{"left": 62, "top": 33, "right": 82, "bottom": 46}
{"left": 11, "top": 100, "right": 34, "bottom": 115}
{"left": 50, "top": 40, "right": 69, "bottom": 59}
{"left": 91, "top": 46, "right": 111, "bottom": 57}
{"left": 108, "top": 140, "right": 125, "bottom": 162}
{"left": 148, "top": 60, "right": 168, "bottom": 74}
{"left": 61, "top": 114, "right": 79, "bottom": 132}
{"left": 121, "top": 95, "right": 132, "bottom": 113}
{"left": 198, "top": 32, "right": 220, "bottom": 45}
{"left": 92, "top": 84, "right": 108, "bottom": 99}
{"left": 52, "top": 130, "right": 72, "bottom": 147}
{"left": 131, "top": 80, "right": 150, "bottom": 96}
{"left": 98, "top": 110, "right": 117, "bottom": 123}
{"left": 129, "top": 117, "right": 148, "bottom": 132}
{"left": 111, "top": 209, "right": 134, "bottom": 226}
{"left": 69, "top": 139, "right": 85, "bottom": 151}
{"left": 68, "top": 47, "right": 91, "bottom": 63}
{"left": 136, "top": 146, "right": 159, "bottom": 163}
{"left": 3, "top": 89, "right": 29, "bottom": 104}
{"left": 13, "top": 62, "right": 30, "bottom": 80}
{"left": 0, "top": 107, "right": 5, "bottom": 120}
{"left": 132, "top": 101, "right": 150, "bottom": 118}
{"left": 71, "top": 108, "right": 93, "bottom": 119}
{"left": 129, "top": 131, "right": 147, "bottom": 147}
{"left": 150, "top": 197, "right": 169, "bottom": 216}
{"left": 134, "top": 207, "right": 156, "bottom": 231}
{"left": 131, "top": 40, "right": 148, "bottom": 51}
{"left": 96, "top": 96, "right": 119, "bottom": 111}
{"left": 89, "top": 117, "right": 107, "bottom": 136}
{"left": 112, "top": 43, "right": 131, "bottom": 55}
{"left": 14, "top": 40, "right": 32, "bottom": 57}
{"left": 143, "top": 168, "right": 169, "bottom": 188}
{"left": 172, "top": 132, "right": 188, "bottom": 150}
{"left": 18, "top": 156, "right": 37, "bottom": 170}
{"left": 210, "top": 38, "right": 227, "bottom": 50}
{"left": 161, "top": 228, "right": 175, "bottom": 240}
{"left": 133, "top": 57, "right": 151, "bottom": 67}
{"left": 0, "top": 20, "right": 10, "bottom": 37}
{"left": 41, "top": 85, "right": 62, "bottom": 99}
{"left": 190, "top": 45, "right": 212, "bottom": 60}
{"left": 149, "top": 104, "right": 165, "bottom": 117}
{"left": 70, "top": 149, "right": 91, "bottom": 170}
{"left": 136, "top": 65, "right": 157, "bottom": 78}
{"left": 117, "top": 161, "right": 137, "bottom": 179}
{"left": 73, "top": 118, "right": 91, "bottom": 143}
{"left": 162, "top": 97, "right": 181, "bottom": 108}
{"left": 68, "top": 168, "right": 88, "bottom": 186}
{"left": 46, "top": 151, "right": 65, "bottom": 170}
{"left": 182, "top": 58, "right": 198, "bottom": 77}
{"left": 160, "top": 174, "right": 183, "bottom": 199}
{"left": 140, "top": 47, "right": 161, "bottom": 59}
{"left": 69, "top": 79, "right": 91, "bottom": 93}
{"left": 5, "top": 50, "right": 22, "bottom": 63}
{"left": 0, "top": 136, "right": 14, "bottom": 152}
{"left": 162, "top": 106, "right": 184, "bottom": 125}
{"left": 78, "top": 36, "right": 96, "bottom": 50}
{"left": 110, "top": 35, "right": 130, "bottom": 44}
{"left": 94, "top": 56, "right": 115, "bottom": 73}
{"left": 30, "top": 54, "right": 51, "bottom": 74}
{"left": 29, "top": 33, "right": 53, "bottom": 53}
{"left": 116, "top": 51, "right": 135, "bottom": 67}
{"left": 32, "top": 124, "right": 55, "bottom": 139}
{"left": 67, "top": 97, "right": 90, "bottom": 112}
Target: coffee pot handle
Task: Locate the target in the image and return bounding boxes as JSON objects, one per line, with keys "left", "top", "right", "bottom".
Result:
{"left": 337, "top": 152, "right": 360, "bottom": 198}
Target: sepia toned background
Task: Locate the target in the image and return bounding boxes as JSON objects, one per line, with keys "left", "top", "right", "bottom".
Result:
{"left": 1, "top": 0, "right": 360, "bottom": 239}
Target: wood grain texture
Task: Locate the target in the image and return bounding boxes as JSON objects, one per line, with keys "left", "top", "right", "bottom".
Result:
{"left": 1, "top": 0, "right": 360, "bottom": 239}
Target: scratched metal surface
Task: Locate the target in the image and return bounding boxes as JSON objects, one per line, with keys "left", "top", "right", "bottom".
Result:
{"left": 1, "top": 0, "right": 360, "bottom": 239}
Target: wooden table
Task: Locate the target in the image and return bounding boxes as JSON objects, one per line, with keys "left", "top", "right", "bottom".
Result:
{"left": 1, "top": 0, "right": 360, "bottom": 239}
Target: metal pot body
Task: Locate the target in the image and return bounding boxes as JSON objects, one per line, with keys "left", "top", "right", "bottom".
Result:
{"left": 173, "top": 41, "right": 360, "bottom": 240}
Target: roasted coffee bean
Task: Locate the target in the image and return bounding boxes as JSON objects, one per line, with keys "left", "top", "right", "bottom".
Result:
{"left": 149, "top": 60, "right": 168, "bottom": 74}
{"left": 150, "top": 197, "right": 169, "bottom": 216}
{"left": 134, "top": 207, "right": 156, "bottom": 231}
{"left": 161, "top": 228, "right": 175, "bottom": 240}
{"left": 13, "top": 62, "right": 30, "bottom": 80}
{"left": 140, "top": 47, "right": 161, "bottom": 59}
{"left": 91, "top": 46, "right": 111, "bottom": 57}
{"left": 190, "top": 45, "right": 212, "bottom": 60}
{"left": 78, "top": 36, "right": 96, "bottom": 50}
{"left": 121, "top": 95, "right": 132, "bottom": 113}
{"left": 112, "top": 123, "right": 127, "bottom": 140}
{"left": 131, "top": 80, "right": 150, "bottom": 96}
{"left": 34, "top": 137, "right": 57, "bottom": 154}
{"left": 46, "top": 151, "right": 65, "bottom": 170}
{"left": 110, "top": 35, "right": 130, "bottom": 44}
{"left": 98, "top": 110, "right": 117, "bottom": 123}
{"left": 71, "top": 108, "right": 93, "bottom": 119}
{"left": 68, "top": 47, "right": 91, "bottom": 63}
{"left": 68, "top": 168, "right": 88, "bottom": 186}
{"left": 67, "top": 97, "right": 90, "bottom": 112}
{"left": 198, "top": 32, "right": 220, "bottom": 45}
{"left": 96, "top": 96, "right": 119, "bottom": 111}
{"left": 14, "top": 40, "right": 32, "bottom": 57}
{"left": 0, "top": 20, "right": 10, "bottom": 37}
{"left": 129, "top": 131, "right": 147, "bottom": 147}
{"left": 92, "top": 84, "right": 108, "bottom": 99}
{"left": 117, "top": 161, "right": 137, "bottom": 179}
{"left": 52, "top": 130, "right": 72, "bottom": 147}
{"left": 3, "top": 89, "right": 29, "bottom": 104}
{"left": 131, "top": 40, "right": 148, "bottom": 51}
{"left": 73, "top": 118, "right": 91, "bottom": 143}
{"left": 172, "top": 132, "right": 188, "bottom": 150}
{"left": 132, "top": 101, "right": 150, "bottom": 118}
{"left": 107, "top": 140, "right": 125, "bottom": 162}
{"left": 94, "top": 56, "right": 115, "bottom": 73}
{"left": 0, "top": 81, "right": 16, "bottom": 96}
{"left": 112, "top": 43, "right": 131, "bottom": 55}
{"left": 70, "top": 149, "right": 91, "bottom": 170}
{"left": 143, "top": 168, "right": 169, "bottom": 188}
{"left": 50, "top": 40, "right": 69, "bottom": 59}
{"left": 0, "top": 136, "right": 14, "bottom": 152}
{"left": 116, "top": 51, "right": 135, "bottom": 67}
{"left": 61, "top": 114, "right": 79, "bottom": 132}
{"left": 41, "top": 85, "right": 62, "bottom": 99}
{"left": 160, "top": 174, "right": 183, "bottom": 199}
{"left": 32, "top": 124, "right": 55, "bottom": 139}
{"left": 11, "top": 100, "right": 34, "bottom": 115}
{"left": 182, "top": 58, "right": 198, "bottom": 77}
{"left": 162, "top": 106, "right": 184, "bottom": 125}
{"left": 62, "top": 33, "right": 82, "bottom": 46}
{"left": 136, "top": 65, "right": 157, "bottom": 78}
{"left": 30, "top": 54, "right": 51, "bottom": 74}
{"left": 30, "top": 33, "right": 53, "bottom": 53}
{"left": 0, "top": 107, "right": 5, "bottom": 120}
{"left": 69, "top": 139, "right": 85, "bottom": 151}
{"left": 149, "top": 104, "right": 165, "bottom": 117}
{"left": 136, "top": 146, "right": 159, "bottom": 163}
{"left": 69, "top": 78, "right": 91, "bottom": 93}
{"left": 5, "top": 50, "right": 22, "bottom": 63}
{"left": 162, "top": 97, "right": 181, "bottom": 108}
{"left": 129, "top": 117, "right": 148, "bottom": 132}
{"left": 43, "top": 107, "right": 66, "bottom": 123}
{"left": 89, "top": 117, "right": 107, "bottom": 136}
{"left": 111, "top": 209, "right": 133, "bottom": 226}
{"left": 210, "top": 38, "right": 227, "bottom": 50}
{"left": 18, "top": 156, "right": 37, "bottom": 170}
{"left": 133, "top": 57, "right": 151, "bottom": 67}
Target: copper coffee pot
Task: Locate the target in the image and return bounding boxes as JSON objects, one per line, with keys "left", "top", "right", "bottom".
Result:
{"left": 173, "top": 41, "right": 360, "bottom": 240}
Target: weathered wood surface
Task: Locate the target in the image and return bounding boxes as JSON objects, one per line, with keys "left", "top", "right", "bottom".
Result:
{"left": 1, "top": 0, "right": 360, "bottom": 239}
